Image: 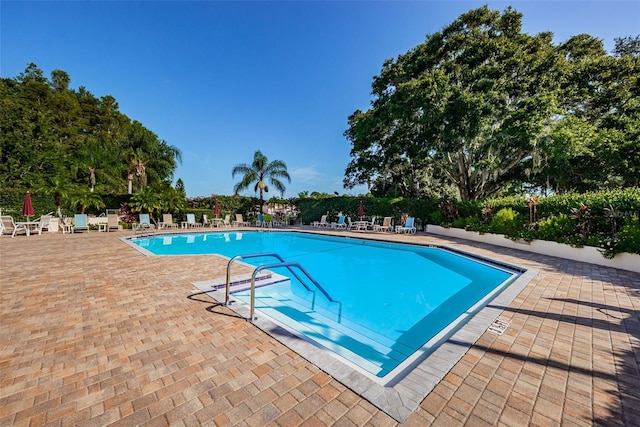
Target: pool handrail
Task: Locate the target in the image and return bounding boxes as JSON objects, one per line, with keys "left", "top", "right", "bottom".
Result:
{"left": 248, "top": 262, "right": 342, "bottom": 322}
{"left": 226, "top": 252, "right": 306, "bottom": 305}
{"left": 225, "top": 252, "right": 342, "bottom": 322}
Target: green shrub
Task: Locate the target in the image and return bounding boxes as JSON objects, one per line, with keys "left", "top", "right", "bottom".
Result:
{"left": 536, "top": 214, "right": 576, "bottom": 242}
{"left": 489, "top": 208, "right": 522, "bottom": 236}
{"left": 429, "top": 210, "right": 444, "bottom": 225}
{"left": 617, "top": 217, "right": 640, "bottom": 255}
{"left": 451, "top": 217, "right": 467, "bottom": 229}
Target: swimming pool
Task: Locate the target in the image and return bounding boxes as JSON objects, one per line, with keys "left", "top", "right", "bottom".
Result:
{"left": 132, "top": 231, "right": 521, "bottom": 379}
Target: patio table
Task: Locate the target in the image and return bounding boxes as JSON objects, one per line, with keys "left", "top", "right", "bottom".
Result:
{"left": 16, "top": 221, "right": 39, "bottom": 236}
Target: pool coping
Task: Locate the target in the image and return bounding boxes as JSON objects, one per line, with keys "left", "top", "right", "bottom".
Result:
{"left": 121, "top": 230, "right": 536, "bottom": 422}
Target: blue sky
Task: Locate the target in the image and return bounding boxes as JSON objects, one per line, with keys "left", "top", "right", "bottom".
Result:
{"left": 2, "top": 1, "right": 638, "bottom": 198}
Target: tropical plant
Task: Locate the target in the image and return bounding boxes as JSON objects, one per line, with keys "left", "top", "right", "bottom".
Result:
{"left": 68, "top": 188, "right": 105, "bottom": 214}
{"left": 37, "top": 175, "right": 76, "bottom": 217}
{"left": 159, "top": 186, "right": 187, "bottom": 214}
{"left": 129, "top": 184, "right": 165, "bottom": 223}
{"left": 232, "top": 150, "right": 291, "bottom": 213}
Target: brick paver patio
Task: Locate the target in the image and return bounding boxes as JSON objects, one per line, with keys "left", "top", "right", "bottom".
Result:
{"left": 1, "top": 228, "right": 639, "bottom": 426}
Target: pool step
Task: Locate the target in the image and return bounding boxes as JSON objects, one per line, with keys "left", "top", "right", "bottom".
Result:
{"left": 193, "top": 270, "right": 290, "bottom": 293}
{"left": 233, "top": 283, "right": 417, "bottom": 377}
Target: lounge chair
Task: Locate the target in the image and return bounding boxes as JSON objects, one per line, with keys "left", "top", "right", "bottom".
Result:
{"left": 365, "top": 216, "right": 377, "bottom": 231}
{"left": 233, "top": 214, "right": 250, "bottom": 227}
{"left": 255, "top": 213, "right": 271, "bottom": 228}
{"left": 0, "top": 215, "right": 27, "bottom": 238}
{"left": 107, "top": 213, "right": 121, "bottom": 232}
{"left": 374, "top": 216, "right": 393, "bottom": 232}
{"left": 186, "top": 213, "right": 202, "bottom": 228}
{"left": 395, "top": 216, "right": 416, "bottom": 234}
{"left": 202, "top": 214, "right": 212, "bottom": 227}
{"left": 33, "top": 214, "right": 52, "bottom": 234}
{"left": 159, "top": 213, "right": 177, "bottom": 229}
{"left": 271, "top": 214, "right": 284, "bottom": 227}
{"left": 332, "top": 215, "right": 347, "bottom": 229}
{"left": 222, "top": 214, "right": 231, "bottom": 227}
{"left": 74, "top": 214, "right": 89, "bottom": 232}
{"left": 313, "top": 214, "right": 330, "bottom": 227}
{"left": 61, "top": 217, "right": 74, "bottom": 234}
{"left": 133, "top": 213, "right": 155, "bottom": 232}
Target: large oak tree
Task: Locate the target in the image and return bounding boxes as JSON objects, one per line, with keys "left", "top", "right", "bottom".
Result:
{"left": 344, "top": 6, "right": 638, "bottom": 199}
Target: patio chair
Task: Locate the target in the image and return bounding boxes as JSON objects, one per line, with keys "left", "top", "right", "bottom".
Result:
{"left": 133, "top": 213, "right": 154, "bottom": 232}
{"left": 271, "top": 213, "right": 283, "bottom": 227}
{"left": 374, "top": 217, "right": 393, "bottom": 232}
{"left": 312, "top": 214, "right": 329, "bottom": 227}
{"left": 61, "top": 217, "right": 74, "bottom": 234}
{"left": 222, "top": 214, "right": 231, "bottom": 227}
{"left": 395, "top": 216, "right": 416, "bottom": 234}
{"left": 159, "top": 213, "right": 177, "bottom": 229}
{"left": 255, "top": 213, "right": 270, "bottom": 228}
{"left": 107, "top": 213, "right": 121, "bottom": 232}
{"left": 332, "top": 215, "right": 347, "bottom": 229}
{"left": 0, "top": 215, "right": 27, "bottom": 238}
{"left": 74, "top": 214, "right": 89, "bottom": 232}
{"left": 32, "top": 214, "right": 53, "bottom": 235}
{"left": 366, "top": 216, "right": 377, "bottom": 231}
{"left": 202, "top": 214, "right": 212, "bottom": 227}
{"left": 233, "top": 214, "right": 250, "bottom": 227}
{"left": 186, "top": 213, "right": 202, "bottom": 228}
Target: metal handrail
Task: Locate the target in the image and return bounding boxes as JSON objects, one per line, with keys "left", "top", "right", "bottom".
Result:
{"left": 248, "top": 262, "right": 342, "bottom": 322}
{"left": 226, "top": 252, "right": 307, "bottom": 305}
{"left": 225, "top": 252, "right": 342, "bottom": 322}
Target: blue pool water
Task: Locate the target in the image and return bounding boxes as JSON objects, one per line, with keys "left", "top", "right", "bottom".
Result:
{"left": 132, "top": 231, "right": 519, "bottom": 378}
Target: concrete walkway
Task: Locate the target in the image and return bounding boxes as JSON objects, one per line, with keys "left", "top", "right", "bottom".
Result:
{"left": 1, "top": 228, "right": 638, "bottom": 426}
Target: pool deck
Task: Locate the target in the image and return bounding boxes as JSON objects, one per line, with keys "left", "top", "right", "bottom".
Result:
{"left": 1, "top": 227, "right": 639, "bottom": 426}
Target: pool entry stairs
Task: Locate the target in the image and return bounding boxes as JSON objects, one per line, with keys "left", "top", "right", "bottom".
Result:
{"left": 223, "top": 252, "right": 415, "bottom": 378}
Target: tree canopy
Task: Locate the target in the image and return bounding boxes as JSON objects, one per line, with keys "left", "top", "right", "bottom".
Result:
{"left": 344, "top": 6, "right": 639, "bottom": 200}
{"left": 0, "top": 64, "right": 182, "bottom": 210}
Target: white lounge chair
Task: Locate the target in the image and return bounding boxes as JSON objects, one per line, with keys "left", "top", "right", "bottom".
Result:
{"left": 186, "top": 213, "right": 202, "bottom": 228}
{"left": 311, "top": 214, "right": 326, "bottom": 227}
{"left": 159, "top": 213, "right": 177, "bottom": 229}
{"left": 365, "top": 216, "right": 377, "bottom": 231}
{"left": 374, "top": 217, "right": 393, "bottom": 232}
{"left": 233, "top": 214, "right": 250, "bottom": 227}
{"left": 0, "top": 215, "right": 27, "bottom": 238}
{"left": 222, "top": 214, "right": 231, "bottom": 227}
{"left": 33, "top": 214, "right": 52, "bottom": 234}
{"left": 395, "top": 216, "right": 416, "bottom": 234}
{"left": 107, "top": 213, "right": 121, "bottom": 232}
{"left": 202, "top": 214, "right": 212, "bottom": 227}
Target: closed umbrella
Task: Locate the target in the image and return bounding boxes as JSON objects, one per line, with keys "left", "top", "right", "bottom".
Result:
{"left": 358, "top": 200, "right": 364, "bottom": 220}
{"left": 22, "top": 191, "right": 34, "bottom": 221}
{"left": 214, "top": 197, "right": 220, "bottom": 218}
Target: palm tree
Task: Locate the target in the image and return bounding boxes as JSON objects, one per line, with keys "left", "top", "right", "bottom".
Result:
{"left": 38, "top": 175, "right": 76, "bottom": 217}
{"left": 69, "top": 188, "right": 105, "bottom": 214}
{"left": 129, "top": 184, "right": 164, "bottom": 224}
{"left": 232, "top": 150, "right": 291, "bottom": 213}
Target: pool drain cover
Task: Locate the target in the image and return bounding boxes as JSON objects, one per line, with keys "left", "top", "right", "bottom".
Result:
{"left": 487, "top": 316, "right": 510, "bottom": 335}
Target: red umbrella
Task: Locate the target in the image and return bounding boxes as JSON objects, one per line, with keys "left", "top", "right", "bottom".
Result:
{"left": 214, "top": 197, "right": 220, "bottom": 218}
{"left": 358, "top": 200, "right": 364, "bottom": 220}
{"left": 22, "top": 191, "right": 34, "bottom": 220}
